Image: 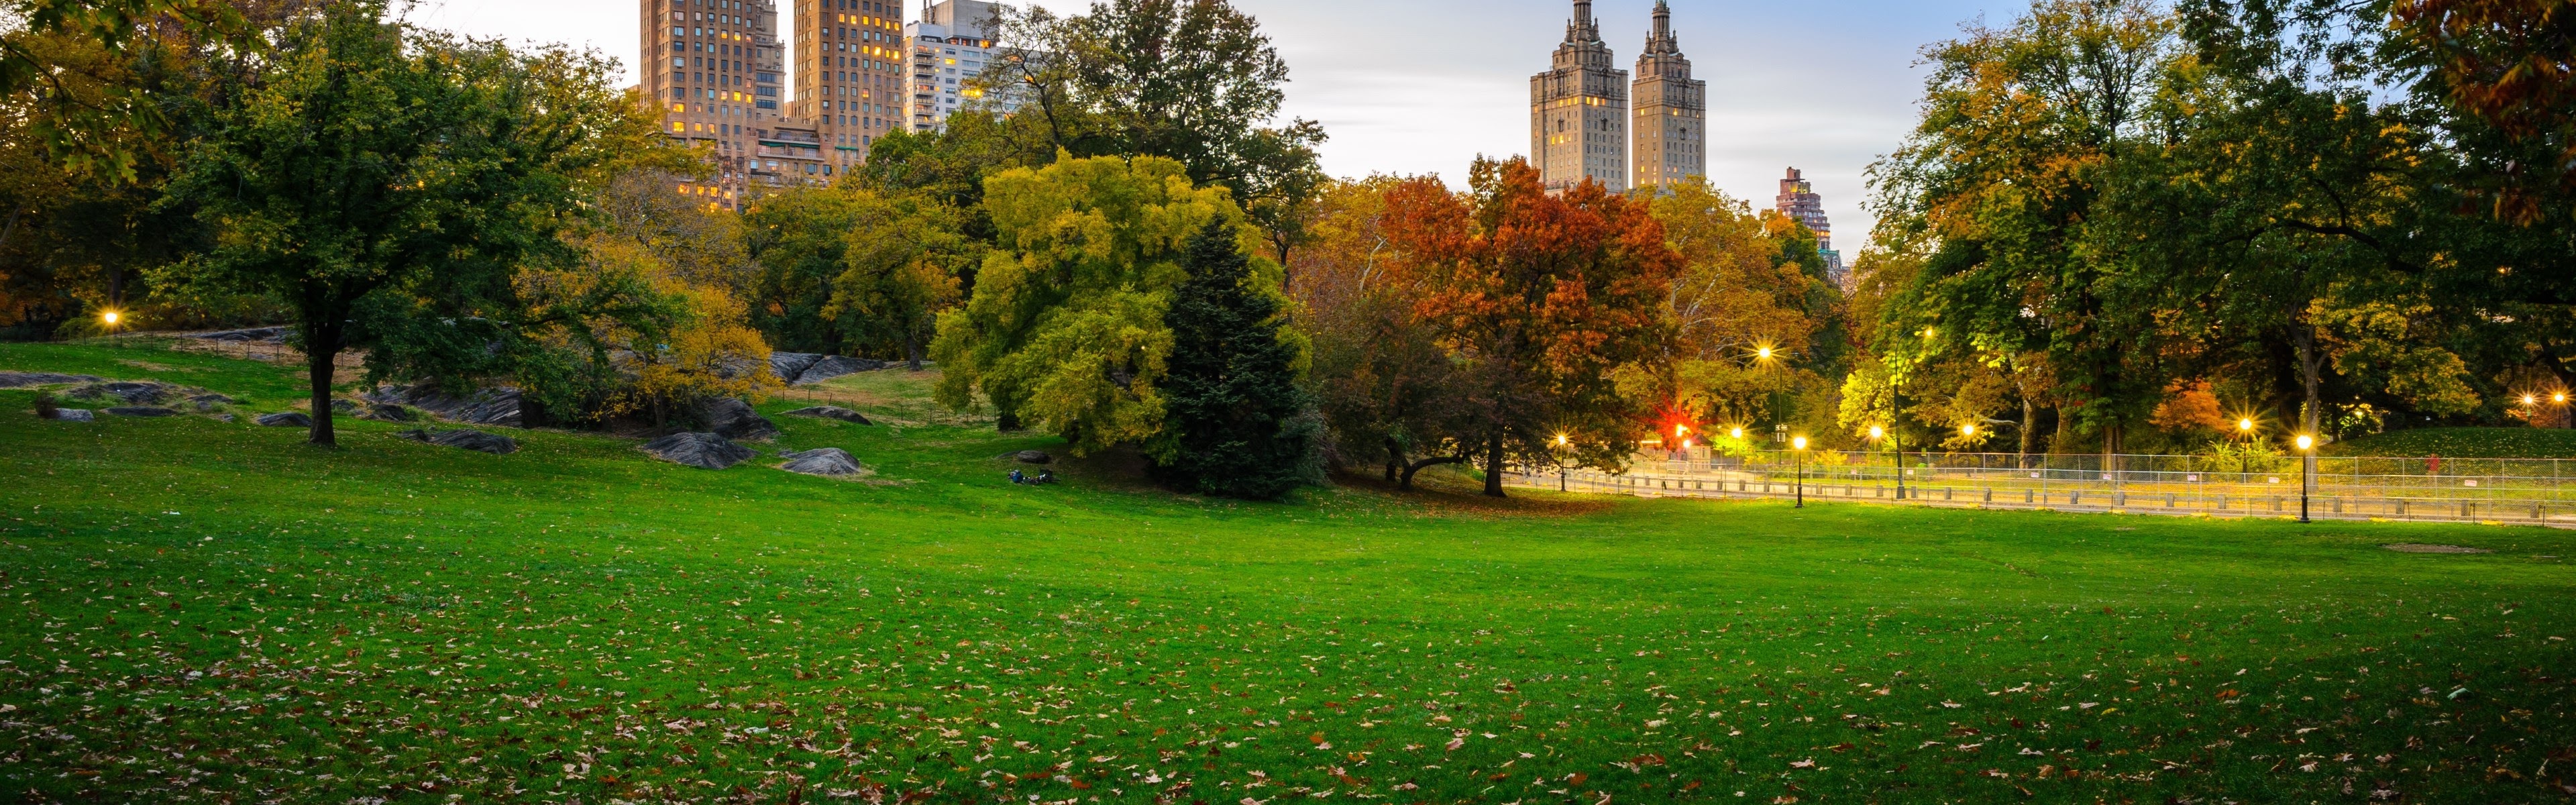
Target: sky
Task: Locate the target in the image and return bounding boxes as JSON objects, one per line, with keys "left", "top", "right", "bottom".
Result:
{"left": 405, "top": 0, "right": 2037, "bottom": 250}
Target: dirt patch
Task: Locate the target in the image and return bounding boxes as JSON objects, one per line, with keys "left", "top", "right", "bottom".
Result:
{"left": 2382, "top": 543, "right": 2494, "bottom": 554}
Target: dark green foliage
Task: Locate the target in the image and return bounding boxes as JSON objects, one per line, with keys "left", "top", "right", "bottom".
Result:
{"left": 1150, "top": 219, "right": 1318, "bottom": 499}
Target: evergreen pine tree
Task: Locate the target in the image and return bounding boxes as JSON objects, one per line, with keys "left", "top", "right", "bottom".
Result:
{"left": 1152, "top": 219, "right": 1322, "bottom": 499}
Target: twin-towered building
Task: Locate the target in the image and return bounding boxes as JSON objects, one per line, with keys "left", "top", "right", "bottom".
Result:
{"left": 1531, "top": 0, "right": 1703, "bottom": 195}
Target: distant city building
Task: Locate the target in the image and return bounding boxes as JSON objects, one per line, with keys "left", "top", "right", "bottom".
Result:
{"left": 903, "top": 1, "right": 1011, "bottom": 133}
{"left": 642, "top": 0, "right": 796, "bottom": 207}
{"left": 1531, "top": 0, "right": 1629, "bottom": 193}
{"left": 792, "top": 0, "right": 908, "bottom": 177}
{"left": 1629, "top": 1, "right": 1704, "bottom": 193}
{"left": 1776, "top": 168, "right": 1847, "bottom": 290}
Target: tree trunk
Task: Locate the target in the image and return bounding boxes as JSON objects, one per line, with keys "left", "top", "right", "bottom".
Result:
{"left": 1481, "top": 432, "right": 1506, "bottom": 498}
{"left": 2294, "top": 323, "right": 2323, "bottom": 438}
{"left": 904, "top": 331, "right": 925, "bottom": 372}
{"left": 1383, "top": 437, "right": 1403, "bottom": 483}
{"left": 997, "top": 411, "right": 1022, "bottom": 433}
{"left": 1400, "top": 455, "right": 1467, "bottom": 490}
{"left": 306, "top": 329, "right": 339, "bottom": 448}
{"left": 2018, "top": 396, "right": 2037, "bottom": 469}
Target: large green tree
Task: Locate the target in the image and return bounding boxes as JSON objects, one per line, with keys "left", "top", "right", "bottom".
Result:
{"left": 156, "top": 1, "right": 653, "bottom": 445}
{"left": 1151, "top": 218, "right": 1318, "bottom": 498}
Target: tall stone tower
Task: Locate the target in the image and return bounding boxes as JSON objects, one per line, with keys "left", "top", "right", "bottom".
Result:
{"left": 642, "top": 0, "right": 792, "bottom": 208}
{"left": 1631, "top": 1, "right": 1705, "bottom": 193}
{"left": 794, "top": 0, "right": 910, "bottom": 177}
{"left": 1776, "top": 168, "right": 1848, "bottom": 289}
{"left": 1530, "top": 0, "right": 1628, "bottom": 193}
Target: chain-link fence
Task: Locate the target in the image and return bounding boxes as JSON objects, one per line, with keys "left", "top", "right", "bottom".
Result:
{"left": 1509, "top": 449, "right": 2576, "bottom": 525}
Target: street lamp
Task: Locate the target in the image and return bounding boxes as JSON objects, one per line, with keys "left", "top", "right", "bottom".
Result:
{"left": 2295, "top": 434, "right": 2316, "bottom": 523}
{"left": 1554, "top": 433, "right": 1571, "bottom": 491}
{"left": 1792, "top": 435, "right": 1810, "bottom": 508}
{"left": 101, "top": 310, "right": 124, "bottom": 348}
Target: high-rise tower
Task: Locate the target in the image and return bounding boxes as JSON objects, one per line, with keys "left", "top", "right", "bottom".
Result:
{"left": 904, "top": 1, "right": 1012, "bottom": 133}
{"left": 794, "top": 0, "right": 908, "bottom": 178}
{"left": 1631, "top": 1, "right": 1704, "bottom": 193}
{"left": 1530, "top": 0, "right": 1627, "bottom": 193}
{"left": 1776, "top": 168, "right": 1847, "bottom": 290}
{"left": 643, "top": 0, "right": 791, "bottom": 208}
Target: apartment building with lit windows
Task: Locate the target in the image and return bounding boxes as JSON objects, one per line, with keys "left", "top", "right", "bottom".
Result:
{"left": 902, "top": 0, "right": 1008, "bottom": 133}
{"left": 641, "top": 0, "right": 801, "bottom": 208}
{"left": 1530, "top": 0, "right": 1628, "bottom": 193}
{"left": 1630, "top": 1, "right": 1704, "bottom": 193}
{"left": 792, "top": 0, "right": 907, "bottom": 178}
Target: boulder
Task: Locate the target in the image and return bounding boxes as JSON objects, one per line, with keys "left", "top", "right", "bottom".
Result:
{"left": 769, "top": 352, "right": 825, "bottom": 382}
{"left": 641, "top": 432, "right": 756, "bottom": 470}
{"left": 790, "top": 356, "right": 889, "bottom": 385}
{"left": 256, "top": 411, "right": 313, "bottom": 428}
{"left": 358, "top": 403, "right": 417, "bottom": 423}
{"left": 189, "top": 394, "right": 237, "bottom": 412}
{"left": 698, "top": 397, "right": 779, "bottom": 441}
{"left": 1010, "top": 450, "right": 1053, "bottom": 465}
{"left": 70, "top": 381, "right": 178, "bottom": 405}
{"left": 329, "top": 398, "right": 359, "bottom": 415}
{"left": 400, "top": 428, "right": 519, "bottom": 455}
{"left": 364, "top": 384, "right": 525, "bottom": 428}
{"left": 105, "top": 407, "right": 180, "bottom": 417}
{"left": 48, "top": 409, "right": 95, "bottom": 422}
{"left": 0, "top": 372, "right": 103, "bottom": 388}
{"left": 196, "top": 326, "right": 290, "bottom": 343}
{"left": 780, "top": 447, "right": 864, "bottom": 476}
{"left": 782, "top": 406, "right": 873, "bottom": 425}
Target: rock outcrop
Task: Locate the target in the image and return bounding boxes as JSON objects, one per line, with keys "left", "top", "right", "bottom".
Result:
{"left": 782, "top": 406, "right": 873, "bottom": 425}
{"left": 769, "top": 352, "right": 825, "bottom": 383}
{"left": 0, "top": 372, "right": 103, "bottom": 388}
{"left": 780, "top": 447, "right": 865, "bottom": 477}
{"left": 1010, "top": 450, "right": 1053, "bottom": 465}
{"left": 47, "top": 409, "right": 95, "bottom": 422}
{"left": 69, "top": 382, "right": 179, "bottom": 405}
{"left": 641, "top": 432, "right": 757, "bottom": 470}
{"left": 105, "top": 407, "right": 180, "bottom": 417}
{"left": 698, "top": 397, "right": 779, "bottom": 441}
{"left": 256, "top": 412, "right": 313, "bottom": 428}
{"left": 364, "top": 384, "right": 526, "bottom": 428}
{"left": 791, "top": 356, "right": 888, "bottom": 385}
{"left": 188, "top": 394, "right": 237, "bottom": 412}
{"left": 399, "top": 428, "right": 519, "bottom": 455}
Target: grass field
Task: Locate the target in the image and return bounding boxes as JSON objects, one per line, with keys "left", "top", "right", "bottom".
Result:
{"left": 3, "top": 341, "right": 2573, "bottom": 804}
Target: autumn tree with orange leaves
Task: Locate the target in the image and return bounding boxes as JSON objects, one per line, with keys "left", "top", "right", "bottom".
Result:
{"left": 1377, "top": 158, "right": 1678, "bottom": 497}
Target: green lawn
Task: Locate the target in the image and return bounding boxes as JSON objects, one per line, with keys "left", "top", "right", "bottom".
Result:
{"left": 2, "top": 342, "right": 2572, "bottom": 804}
{"left": 2327, "top": 427, "right": 2576, "bottom": 460}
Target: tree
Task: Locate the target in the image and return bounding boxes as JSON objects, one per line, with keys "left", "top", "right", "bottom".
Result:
{"left": 1291, "top": 177, "right": 1479, "bottom": 487}
{"left": 1378, "top": 158, "right": 1678, "bottom": 497}
{"left": 0, "top": 0, "right": 243, "bottom": 180}
{"left": 929, "top": 154, "right": 1241, "bottom": 452}
{"left": 156, "top": 2, "right": 649, "bottom": 446}
{"left": 824, "top": 193, "right": 972, "bottom": 369}
{"left": 1650, "top": 180, "right": 1843, "bottom": 436}
{"left": 1151, "top": 219, "right": 1319, "bottom": 498}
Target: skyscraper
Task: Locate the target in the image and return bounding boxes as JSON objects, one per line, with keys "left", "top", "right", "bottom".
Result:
{"left": 642, "top": 0, "right": 791, "bottom": 209}
{"left": 792, "top": 0, "right": 908, "bottom": 178}
{"left": 903, "top": 1, "right": 1011, "bottom": 133}
{"left": 1776, "top": 168, "right": 1847, "bottom": 290}
{"left": 1530, "top": 0, "right": 1627, "bottom": 193}
{"left": 1630, "top": 1, "right": 1704, "bottom": 193}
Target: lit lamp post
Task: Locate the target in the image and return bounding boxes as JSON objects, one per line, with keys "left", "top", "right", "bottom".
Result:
{"left": 2236, "top": 417, "right": 2257, "bottom": 480}
{"left": 1554, "top": 433, "right": 1571, "bottom": 492}
{"left": 1792, "top": 435, "right": 1809, "bottom": 509}
{"left": 2295, "top": 434, "right": 2316, "bottom": 523}
{"left": 101, "top": 310, "right": 123, "bottom": 348}
{"left": 2558, "top": 392, "right": 2571, "bottom": 429}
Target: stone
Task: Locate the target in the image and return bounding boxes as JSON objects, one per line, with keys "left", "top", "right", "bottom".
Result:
{"left": 105, "top": 407, "right": 181, "bottom": 417}
{"left": 780, "top": 447, "right": 864, "bottom": 476}
{"left": 1010, "top": 450, "right": 1053, "bottom": 465}
{"left": 641, "top": 432, "right": 756, "bottom": 470}
{"left": 782, "top": 406, "right": 873, "bottom": 425}
{"left": 189, "top": 394, "right": 237, "bottom": 412}
{"left": 211, "top": 413, "right": 236, "bottom": 423}
{"left": 364, "top": 384, "right": 525, "bottom": 428}
{"left": 698, "top": 396, "right": 779, "bottom": 441}
{"left": 0, "top": 372, "right": 103, "bottom": 388}
{"left": 359, "top": 403, "right": 416, "bottom": 423}
{"left": 400, "top": 428, "right": 519, "bottom": 455}
{"left": 69, "top": 381, "right": 178, "bottom": 405}
{"left": 256, "top": 411, "right": 313, "bottom": 428}
{"left": 769, "top": 352, "right": 825, "bottom": 382}
{"left": 329, "top": 398, "right": 360, "bottom": 415}
{"left": 196, "top": 326, "right": 290, "bottom": 343}
{"left": 48, "top": 409, "right": 95, "bottom": 422}
{"left": 790, "top": 356, "right": 890, "bottom": 385}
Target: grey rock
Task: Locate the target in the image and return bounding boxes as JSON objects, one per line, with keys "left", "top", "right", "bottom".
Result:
{"left": 189, "top": 394, "right": 237, "bottom": 412}
{"left": 329, "top": 398, "right": 359, "bottom": 415}
{"left": 641, "top": 432, "right": 756, "bottom": 470}
{"left": 698, "top": 396, "right": 778, "bottom": 441}
{"left": 48, "top": 409, "right": 95, "bottom": 422}
{"left": 1011, "top": 450, "right": 1053, "bottom": 465}
{"left": 105, "top": 407, "right": 181, "bottom": 417}
{"left": 791, "top": 355, "right": 889, "bottom": 385}
{"left": 782, "top": 406, "right": 873, "bottom": 425}
{"left": 780, "top": 447, "right": 864, "bottom": 476}
{"left": 0, "top": 372, "right": 103, "bottom": 388}
{"left": 70, "top": 382, "right": 178, "bottom": 405}
{"left": 196, "top": 326, "right": 290, "bottom": 343}
{"left": 769, "top": 352, "right": 824, "bottom": 382}
{"left": 364, "top": 383, "right": 525, "bottom": 428}
{"left": 256, "top": 411, "right": 313, "bottom": 428}
{"left": 211, "top": 413, "right": 236, "bottom": 423}
{"left": 399, "top": 428, "right": 519, "bottom": 455}
{"left": 358, "top": 403, "right": 416, "bottom": 423}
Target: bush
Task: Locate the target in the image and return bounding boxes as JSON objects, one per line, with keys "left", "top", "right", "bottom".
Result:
{"left": 32, "top": 392, "right": 57, "bottom": 419}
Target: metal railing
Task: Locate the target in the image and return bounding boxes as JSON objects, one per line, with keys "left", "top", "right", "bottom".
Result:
{"left": 1509, "top": 450, "right": 2576, "bottom": 526}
